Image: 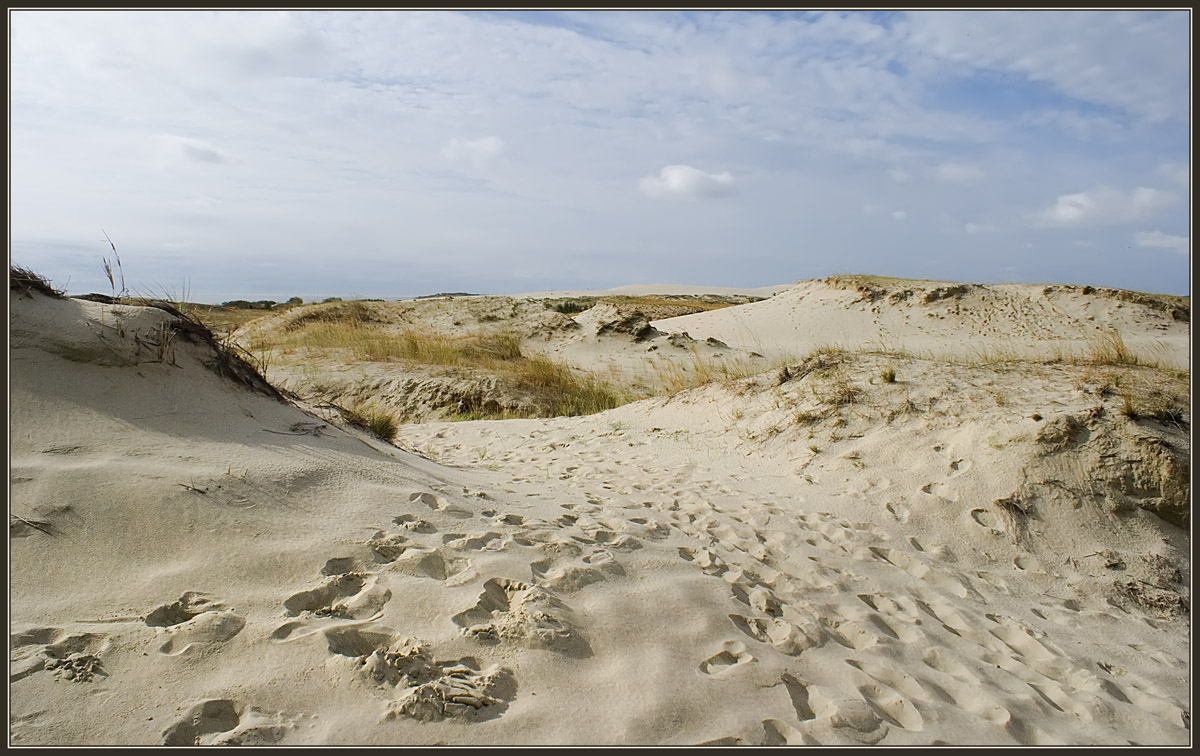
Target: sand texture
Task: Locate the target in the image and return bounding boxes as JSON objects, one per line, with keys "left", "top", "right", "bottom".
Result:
{"left": 9, "top": 277, "right": 1190, "bottom": 746}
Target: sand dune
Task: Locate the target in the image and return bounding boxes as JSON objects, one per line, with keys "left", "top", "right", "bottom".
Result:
{"left": 9, "top": 275, "right": 1190, "bottom": 746}
{"left": 655, "top": 276, "right": 1189, "bottom": 370}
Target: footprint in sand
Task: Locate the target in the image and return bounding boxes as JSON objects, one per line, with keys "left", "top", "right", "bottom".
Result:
{"left": 678, "top": 546, "right": 729, "bottom": 577}
{"left": 388, "top": 546, "right": 473, "bottom": 584}
{"left": 323, "top": 625, "right": 515, "bottom": 722}
{"left": 969, "top": 508, "right": 1006, "bottom": 536}
{"left": 161, "top": 699, "right": 294, "bottom": 745}
{"left": 867, "top": 547, "right": 968, "bottom": 598}
{"left": 920, "top": 482, "right": 959, "bottom": 502}
{"left": 698, "top": 641, "right": 754, "bottom": 676}
{"left": 848, "top": 659, "right": 926, "bottom": 717}
{"left": 728, "top": 614, "right": 814, "bottom": 656}
{"left": 884, "top": 500, "right": 911, "bottom": 523}
{"left": 452, "top": 578, "right": 588, "bottom": 656}
{"left": 283, "top": 573, "right": 391, "bottom": 620}
{"left": 393, "top": 514, "right": 436, "bottom": 534}
{"left": 409, "top": 491, "right": 472, "bottom": 519}
{"left": 948, "top": 458, "right": 971, "bottom": 478}
{"left": 145, "top": 592, "right": 246, "bottom": 656}
{"left": 1096, "top": 662, "right": 1189, "bottom": 725}
{"left": 532, "top": 553, "right": 624, "bottom": 594}
{"left": 10, "top": 627, "right": 109, "bottom": 683}
{"left": 442, "top": 531, "right": 510, "bottom": 552}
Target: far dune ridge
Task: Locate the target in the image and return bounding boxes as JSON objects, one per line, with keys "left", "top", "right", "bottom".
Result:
{"left": 9, "top": 269, "right": 1190, "bottom": 746}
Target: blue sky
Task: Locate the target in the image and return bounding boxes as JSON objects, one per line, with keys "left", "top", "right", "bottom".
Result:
{"left": 9, "top": 9, "right": 1191, "bottom": 301}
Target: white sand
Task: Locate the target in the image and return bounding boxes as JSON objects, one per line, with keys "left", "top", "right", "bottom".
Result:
{"left": 512, "top": 283, "right": 793, "bottom": 300}
{"left": 9, "top": 280, "right": 1190, "bottom": 746}
{"left": 653, "top": 278, "right": 1189, "bottom": 370}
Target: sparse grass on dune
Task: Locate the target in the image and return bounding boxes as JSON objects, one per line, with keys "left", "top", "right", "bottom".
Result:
{"left": 338, "top": 401, "right": 399, "bottom": 443}
{"left": 646, "top": 349, "right": 777, "bottom": 396}
{"left": 261, "top": 317, "right": 623, "bottom": 418}
{"left": 10, "top": 265, "right": 66, "bottom": 298}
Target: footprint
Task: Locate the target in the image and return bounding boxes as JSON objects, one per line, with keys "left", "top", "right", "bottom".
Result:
{"left": 868, "top": 547, "right": 968, "bottom": 598}
{"left": 533, "top": 560, "right": 620, "bottom": 594}
{"left": 390, "top": 547, "right": 473, "bottom": 584}
{"left": 409, "top": 491, "right": 472, "bottom": 519}
{"left": 856, "top": 682, "right": 924, "bottom": 731}
{"left": 162, "top": 700, "right": 240, "bottom": 746}
{"left": 827, "top": 699, "right": 890, "bottom": 745}
{"left": 970, "top": 508, "right": 1005, "bottom": 536}
{"left": 145, "top": 593, "right": 246, "bottom": 656}
{"left": 366, "top": 532, "right": 409, "bottom": 563}
{"left": 761, "top": 718, "right": 808, "bottom": 746}
{"left": 145, "top": 592, "right": 225, "bottom": 627}
{"left": 393, "top": 514, "right": 436, "bottom": 534}
{"left": 443, "top": 531, "right": 509, "bottom": 552}
{"left": 10, "top": 628, "right": 109, "bottom": 683}
{"left": 322, "top": 625, "right": 515, "bottom": 722}
{"left": 452, "top": 578, "right": 587, "bottom": 656}
{"left": 283, "top": 574, "right": 391, "bottom": 620}
{"left": 920, "top": 482, "right": 959, "bottom": 502}
{"left": 699, "top": 641, "right": 754, "bottom": 676}
{"left": 781, "top": 674, "right": 816, "bottom": 720}
{"left": 729, "top": 614, "right": 813, "bottom": 656}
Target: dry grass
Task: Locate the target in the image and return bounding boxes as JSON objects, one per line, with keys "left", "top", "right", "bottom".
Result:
{"left": 648, "top": 350, "right": 776, "bottom": 395}
{"left": 261, "top": 318, "right": 623, "bottom": 418}
{"left": 339, "top": 402, "right": 399, "bottom": 443}
{"left": 10, "top": 265, "right": 66, "bottom": 298}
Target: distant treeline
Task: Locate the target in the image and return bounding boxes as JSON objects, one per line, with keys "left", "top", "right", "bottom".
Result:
{"left": 221, "top": 297, "right": 304, "bottom": 310}
{"left": 414, "top": 292, "right": 479, "bottom": 299}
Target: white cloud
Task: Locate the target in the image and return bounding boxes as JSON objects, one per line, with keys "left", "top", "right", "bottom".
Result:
{"left": 888, "top": 167, "right": 910, "bottom": 183}
{"left": 933, "top": 162, "right": 983, "bottom": 183}
{"left": 1134, "top": 230, "right": 1188, "bottom": 254}
{"left": 442, "top": 136, "right": 506, "bottom": 169}
{"left": 639, "top": 164, "right": 735, "bottom": 199}
{"left": 964, "top": 222, "right": 995, "bottom": 234}
{"left": 863, "top": 203, "right": 878, "bottom": 215}
{"left": 1158, "top": 162, "right": 1188, "bottom": 185}
{"left": 158, "top": 134, "right": 228, "bottom": 165}
{"left": 1033, "top": 186, "right": 1174, "bottom": 228}
{"left": 900, "top": 10, "right": 1188, "bottom": 123}
{"left": 892, "top": 210, "right": 907, "bottom": 221}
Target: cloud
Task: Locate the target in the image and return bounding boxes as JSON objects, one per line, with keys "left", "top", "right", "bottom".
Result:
{"left": 900, "top": 10, "right": 1188, "bottom": 123}
{"left": 863, "top": 203, "right": 878, "bottom": 215}
{"left": 639, "top": 164, "right": 735, "bottom": 199}
{"left": 1134, "top": 230, "right": 1188, "bottom": 254}
{"left": 1033, "top": 186, "right": 1174, "bottom": 228}
{"left": 161, "top": 134, "right": 227, "bottom": 164}
{"left": 888, "top": 167, "right": 910, "bottom": 183}
{"left": 964, "top": 222, "right": 995, "bottom": 234}
{"left": 442, "top": 136, "right": 507, "bottom": 170}
{"left": 1158, "top": 162, "right": 1188, "bottom": 185}
{"left": 933, "top": 162, "right": 983, "bottom": 183}
{"left": 892, "top": 210, "right": 907, "bottom": 221}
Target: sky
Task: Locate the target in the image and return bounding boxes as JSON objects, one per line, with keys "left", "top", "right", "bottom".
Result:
{"left": 8, "top": 9, "right": 1192, "bottom": 302}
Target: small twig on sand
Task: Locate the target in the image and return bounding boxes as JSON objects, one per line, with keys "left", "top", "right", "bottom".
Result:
{"left": 178, "top": 482, "right": 208, "bottom": 494}
{"left": 10, "top": 514, "right": 55, "bottom": 536}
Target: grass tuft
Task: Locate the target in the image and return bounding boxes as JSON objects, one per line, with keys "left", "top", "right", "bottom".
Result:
{"left": 10, "top": 265, "right": 65, "bottom": 298}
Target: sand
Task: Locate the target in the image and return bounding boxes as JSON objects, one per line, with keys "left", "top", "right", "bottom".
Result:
{"left": 8, "top": 276, "right": 1191, "bottom": 746}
